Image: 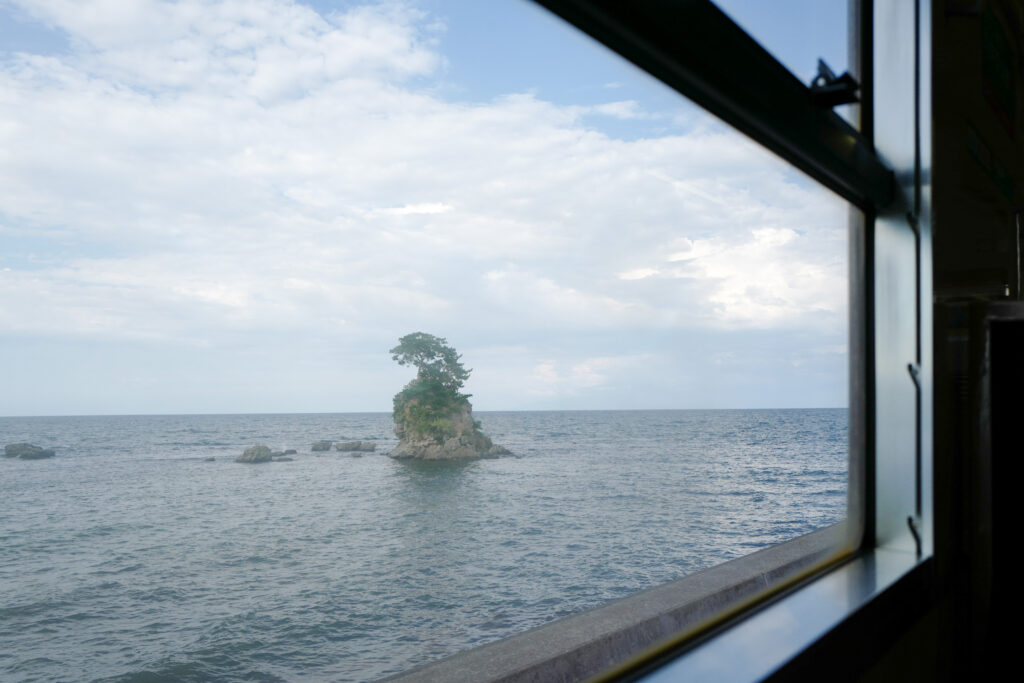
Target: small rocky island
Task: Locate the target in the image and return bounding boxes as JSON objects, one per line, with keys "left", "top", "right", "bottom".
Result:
{"left": 388, "top": 332, "right": 510, "bottom": 460}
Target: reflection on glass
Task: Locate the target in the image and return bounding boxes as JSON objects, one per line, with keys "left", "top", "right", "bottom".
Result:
{"left": 0, "top": 0, "right": 848, "bottom": 680}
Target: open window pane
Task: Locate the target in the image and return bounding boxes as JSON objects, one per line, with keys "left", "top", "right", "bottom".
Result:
{"left": 0, "top": 1, "right": 849, "bottom": 680}
{"left": 713, "top": 0, "right": 850, "bottom": 86}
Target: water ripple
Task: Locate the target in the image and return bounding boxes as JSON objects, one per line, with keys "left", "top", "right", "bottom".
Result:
{"left": 0, "top": 409, "right": 846, "bottom": 681}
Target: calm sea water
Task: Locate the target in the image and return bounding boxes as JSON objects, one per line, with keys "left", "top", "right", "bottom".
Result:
{"left": 0, "top": 409, "right": 846, "bottom": 682}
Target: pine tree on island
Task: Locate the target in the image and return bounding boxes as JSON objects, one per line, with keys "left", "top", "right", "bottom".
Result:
{"left": 389, "top": 332, "right": 510, "bottom": 459}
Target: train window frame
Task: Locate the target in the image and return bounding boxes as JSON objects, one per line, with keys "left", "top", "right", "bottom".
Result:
{"left": 389, "top": 0, "right": 934, "bottom": 680}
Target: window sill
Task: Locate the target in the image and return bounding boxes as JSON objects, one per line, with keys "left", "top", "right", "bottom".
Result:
{"left": 633, "top": 545, "right": 927, "bottom": 682}
{"left": 385, "top": 524, "right": 850, "bottom": 682}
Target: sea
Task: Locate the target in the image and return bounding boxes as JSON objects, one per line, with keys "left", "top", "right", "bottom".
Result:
{"left": 0, "top": 409, "right": 847, "bottom": 682}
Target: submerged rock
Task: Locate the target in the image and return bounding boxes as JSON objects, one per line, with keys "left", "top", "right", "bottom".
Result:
{"left": 283, "top": 449, "right": 297, "bottom": 455}
{"left": 311, "top": 441, "right": 333, "bottom": 451}
{"left": 236, "top": 444, "right": 273, "bottom": 463}
{"left": 336, "top": 440, "right": 376, "bottom": 452}
{"left": 4, "top": 443, "right": 55, "bottom": 459}
{"left": 390, "top": 432, "right": 507, "bottom": 460}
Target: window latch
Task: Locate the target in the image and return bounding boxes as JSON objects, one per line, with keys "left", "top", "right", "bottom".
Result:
{"left": 907, "top": 516, "right": 922, "bottom": 558}
{"left": 809, "top": 59, "right": 860, "bottom": 108}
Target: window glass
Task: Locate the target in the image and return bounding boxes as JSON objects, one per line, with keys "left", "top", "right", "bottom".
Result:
{"left": 0, "top": 0, "right": 848, "bottom": 679}
{"left": 713, "top": 1, "right": 858, "bottom": 127}
{"left": 713, "top": 0, "right": 850, "bottom": 86}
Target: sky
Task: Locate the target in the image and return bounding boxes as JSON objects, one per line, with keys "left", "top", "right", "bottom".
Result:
{"left": 0, "top": 0, "right": 852, "bottom": 416}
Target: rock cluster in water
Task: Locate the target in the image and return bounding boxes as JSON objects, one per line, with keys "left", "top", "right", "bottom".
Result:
{"left": 391, "top": 398, "right": 510, "bottom": 460}
{"left": 236, "top": 444, "right": 273, "bottom": 463}
{"left": 4, "top": 443, "right": 55, "bottom": 459}
{"left": 232, "top": 442, "right": 379, "bottom": 463}
{"left": 235, "top": 444, "right": 297, "bottom": 463}
{"left": 336, "top": 441, "right": 376, "bottom": 452}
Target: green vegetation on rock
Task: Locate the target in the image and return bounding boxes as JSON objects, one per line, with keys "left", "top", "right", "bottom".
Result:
{"left": 390, "top": 331, "right": 470, "bottom": 393}
{"left": 391, "top": 332, "right": 474, "bottom": 443}
{"left": 390, "top": 332, "right": 510, "bottom": 459}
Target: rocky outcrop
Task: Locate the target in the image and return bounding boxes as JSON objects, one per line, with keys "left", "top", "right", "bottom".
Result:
{"left": 391, "top": 398, "right": 510, "bottom": 460}
{"left": 390, "top": 432, "right": 510, "bottom": 459}
{"left": 4, "top": 443, "right": 55, "bottom": 459}
{"left": 336, "top": 441, "right": 376, "bottom": 452}
{"left": 235, "top": 444, "right": 273, "bottom": 463}
{"left": 311, "top": 441, "right": 333, "bottom": 451}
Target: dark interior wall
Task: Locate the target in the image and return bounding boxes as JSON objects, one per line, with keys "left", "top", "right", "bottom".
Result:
{"left": 933, "top": 0, "right": 1023, "bottom": 298}
{"left": 933, "top": 0, "right": 1023, "bottom": 675}
{"left": 868, "top": 1, "right": 1023, "bottom": 679}
{"left": 986, "top": 316, "right": 1024, "bottom": 660}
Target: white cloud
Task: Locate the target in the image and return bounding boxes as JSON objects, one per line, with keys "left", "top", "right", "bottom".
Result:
{"left": 374, "top": 203, "right": 454, "bottom": 216}
{"left": 618, "top": 267, "right": 659, "bottom": 281}
{"left": 527, "top": 355, "right": 651, "bottom": 396}
{"left": 661, "top": 225, "right": 846, "bottom": 327}
{"left": 589, "top": 100, "right": 646, "bottom": 119}
{"left": 479, "top": 265, "right": 646, "bottom": 330}
{"left": 0, "top": 0, "right": 849, "bottom": 411}
{"left": 12, "top": 0, "right": 441, "bottom": 97}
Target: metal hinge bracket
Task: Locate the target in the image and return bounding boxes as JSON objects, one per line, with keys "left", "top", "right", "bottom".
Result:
{"left": 810, "top": 59, "right": 860, "bottom": 108}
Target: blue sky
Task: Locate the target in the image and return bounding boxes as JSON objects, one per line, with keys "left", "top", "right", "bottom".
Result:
{"left": 0, "top": 0, "right": 850, "bottom": 416}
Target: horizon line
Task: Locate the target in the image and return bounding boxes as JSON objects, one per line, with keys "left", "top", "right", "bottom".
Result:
{"left": 0, "top": 406, "right": 849, "bottom": 419}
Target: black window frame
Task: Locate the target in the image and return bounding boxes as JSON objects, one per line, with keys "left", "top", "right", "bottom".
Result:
{"left": 390, "top": 1, "right": 933, "bottom": 679}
